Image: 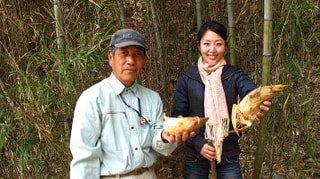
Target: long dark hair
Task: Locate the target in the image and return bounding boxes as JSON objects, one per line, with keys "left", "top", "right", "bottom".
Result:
{"left": 196, "top": 21, "right": 227, "bottom": 46}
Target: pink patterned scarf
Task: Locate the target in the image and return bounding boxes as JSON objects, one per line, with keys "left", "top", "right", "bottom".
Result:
{"left": 198, "top": 56, "right": 229, "bottom": 163}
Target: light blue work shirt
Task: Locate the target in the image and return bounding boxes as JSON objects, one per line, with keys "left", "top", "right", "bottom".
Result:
{"left": 70, "top": 73, "right": 177, "bottom": 178}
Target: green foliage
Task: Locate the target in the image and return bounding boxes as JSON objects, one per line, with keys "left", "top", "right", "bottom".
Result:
{"left": 0, "top": 1, "right": 116, "bottom": 177}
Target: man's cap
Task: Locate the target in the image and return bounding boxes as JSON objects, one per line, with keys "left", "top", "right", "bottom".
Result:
{"left": 109, "top": 29, "right": 146, "bottom": 49}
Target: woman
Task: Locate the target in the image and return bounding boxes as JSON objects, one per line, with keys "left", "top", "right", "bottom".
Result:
{"left": 171, "top": 21, "right": 271, "bottom": 179}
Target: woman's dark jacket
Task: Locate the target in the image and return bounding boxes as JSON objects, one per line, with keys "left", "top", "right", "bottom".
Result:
{"left": 171, "top": 64, "right": 256, "bottom": 159}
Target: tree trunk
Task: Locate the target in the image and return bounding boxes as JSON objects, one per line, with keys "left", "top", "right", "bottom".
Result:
{"left": 252, "top": 0, "right": 273, "bottom": 178}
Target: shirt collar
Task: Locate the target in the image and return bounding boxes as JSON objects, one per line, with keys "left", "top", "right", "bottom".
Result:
{"left": 110, "top": 73, "right": 139, "bottom": 96}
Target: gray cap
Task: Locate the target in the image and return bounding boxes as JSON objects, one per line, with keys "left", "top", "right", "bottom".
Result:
{"left": 109, "top": 29, "right": 146, "bottom": 49}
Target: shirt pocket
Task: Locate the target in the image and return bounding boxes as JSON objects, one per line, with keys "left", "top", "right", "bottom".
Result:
{"left": 101, "top": 111, "right": 130, "bottom": 151}
{"left": 140, "top": 111, "right": 159, "bottom": 129}
{"left": 139, "top": 111, "right": 157, "bottom": 147}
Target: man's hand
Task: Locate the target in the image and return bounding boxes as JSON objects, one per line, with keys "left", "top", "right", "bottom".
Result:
{"left": 161, "top": 130, "right": 195, "bottom": 144}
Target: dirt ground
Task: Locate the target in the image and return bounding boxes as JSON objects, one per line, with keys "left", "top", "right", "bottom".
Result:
{"left": 154, "top": 143, "right": 185, "bottom": 179}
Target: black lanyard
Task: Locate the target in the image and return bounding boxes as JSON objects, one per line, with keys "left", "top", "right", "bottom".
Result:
{"left": 119, "top": 94, "right": 147, "bottom": 125}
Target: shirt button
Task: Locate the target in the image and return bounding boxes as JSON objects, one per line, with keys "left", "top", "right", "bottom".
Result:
{"left": 135, "top": 147, "right": 138, "bottom": 150}
{"left": 131, "top": 126, "right": 134, "bottom": 129}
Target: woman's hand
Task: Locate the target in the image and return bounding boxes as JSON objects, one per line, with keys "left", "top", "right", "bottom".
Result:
{"left": 256, "top": 101, "right": 272, "bottom": 117}
{"left": 200, "top": 143, "right": 216, "bottom": 161}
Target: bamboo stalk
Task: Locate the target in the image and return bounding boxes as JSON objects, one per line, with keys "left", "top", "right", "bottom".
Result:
{"left": 118, "top": 0, "right": 127, "bottom": 28}
{"left": 261, "top": 2, "right": 272, "bottom": 86}
{"left": 53, "top": 0, "right": 65, "bottom": 55}
{"left": 54, "top": 0, "right": 70, "bottom": 138}
{"left": 196, "top": 0, "right": 202, "bottom": 31}
{"left": 149, "top": 0, "right": 170, "bottom": 113}
{"left": 227, "top": 0, "right": 237, "bottom": 66}
{"left": 208, "top": 140, "right": 217, "bottom": 179}
{"left": 252, "top": 0, "right": 273, "bottom": 178}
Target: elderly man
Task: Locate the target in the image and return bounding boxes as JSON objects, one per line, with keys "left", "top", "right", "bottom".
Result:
{"left": 70, "top": 29, "right": 194, "bottom": 179}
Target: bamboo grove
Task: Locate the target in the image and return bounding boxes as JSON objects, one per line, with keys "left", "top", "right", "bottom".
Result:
{"left": 0, "top": 0, "right": 319, "bottom": 178}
